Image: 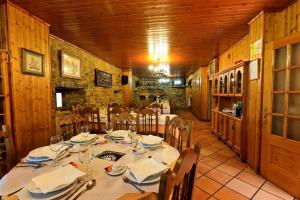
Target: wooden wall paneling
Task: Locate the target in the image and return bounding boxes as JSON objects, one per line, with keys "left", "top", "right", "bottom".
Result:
{"left": 219, "top": 35, "right": 250, "bottom": 71}
{"left": 246, "top": 13, "right": 264, "bottom": 171}
{"left": 6, "top": 2, "right": 52, "bottom": 159}
{"left": 190, "top": 66, "right": 209, "bottom": 120}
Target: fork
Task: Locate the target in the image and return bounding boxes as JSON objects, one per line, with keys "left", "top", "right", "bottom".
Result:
{"left": 122, "top": 176, "right": 145, "bottom": 193}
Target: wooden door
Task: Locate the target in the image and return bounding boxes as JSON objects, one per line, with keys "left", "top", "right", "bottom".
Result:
{"left": 218, "top": 74, "right": 224, "bottom": 96}
{"left": 213, "top": 76, "right": 218, "bottom": 96}
{"left": 233, "top": 119, "right": 241, "bottom": 153}
{"left": 229, "top": 70, "right": 235, "bottom": 96}
{"left": 261, "top": 35, "right": 300, "bottom": 198}
{"left": 223, "top": 72, "right": 229, "bottom": 96}
{"left": 227, "top": 117, "right": 234, "bottom": 147}
{"left": 211, "top": 110, "right": 218, "bottom": 134}
{"left": 235, "top": 67, "right": 243, "bottom": 97}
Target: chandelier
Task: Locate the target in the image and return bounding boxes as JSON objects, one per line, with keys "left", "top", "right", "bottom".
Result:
{"left": 148, "top": 59, "right": 170, "bottom": 78}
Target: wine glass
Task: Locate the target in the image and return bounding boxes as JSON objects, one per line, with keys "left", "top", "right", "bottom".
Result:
{"left": 78, "top": 144, "right": 93, "bottom": 175}
{"left": 50, "top": 135, "right": 63, "bottom": 166}
{"left": 105, "top": 122, "right": 113, "bottom": 133}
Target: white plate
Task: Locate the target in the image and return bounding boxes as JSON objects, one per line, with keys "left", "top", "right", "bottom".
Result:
{"left": 106, "top": 166, "right": 127, "bottom": 176}
{"left": 26, "top": 179, "right": 77, "bottom": 194}
{"left": 70, "top": 138, "right": 97, "bottom": 145}
{"left": 24, "top": 157, "right": 52, "bottom": 163}
{"left": 70, "top": 134, "right": 97, "bottom": 143}
{"left": 141, "top": 143, "right": 162, "bottom": 149}
{"left": 18, "top": 180, "right": 77, "bottom": 200}
{"left": 125, "top": 170, "right": 161, "bottom": 184}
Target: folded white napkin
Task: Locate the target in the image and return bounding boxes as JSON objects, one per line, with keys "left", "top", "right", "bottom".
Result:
{"left": 32, "top": 164, "right": 85, "bottom": 194}
{"left": 28, "top": 146, "right": 68, "bottom": 160}
{"left": 70, "top": 134, "right": 97, "bottom": 142}
{"left": 109, "top": 130, "right": 129, "bottom": 138}
{"left": 142, "top": 135, "right": 163, "bottom": 145}
{"left": 127, "top": 158, "right": 168, "bottom": 183}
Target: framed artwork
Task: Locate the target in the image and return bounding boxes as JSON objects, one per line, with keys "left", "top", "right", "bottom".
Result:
{"left": 21, "top": 48, "right": 44, "bottom": 76}
{"left": 61, "top": 51, "right": 81, "bottom": 79}
{"left": 95, "top": 69, "right": 112, "bottom": 88}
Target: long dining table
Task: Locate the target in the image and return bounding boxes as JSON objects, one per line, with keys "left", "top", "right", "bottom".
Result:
{"left": 0, "top": 135, "right": 180, "bottom": 200}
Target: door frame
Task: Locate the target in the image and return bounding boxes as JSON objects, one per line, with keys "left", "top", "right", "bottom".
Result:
{"left": 261, "top": 32, "right": 300, "bottom": 198}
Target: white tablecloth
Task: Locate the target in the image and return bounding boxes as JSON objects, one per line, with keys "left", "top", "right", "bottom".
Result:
{"left": 0, "top": 139, "right": 180, "bottom": 200}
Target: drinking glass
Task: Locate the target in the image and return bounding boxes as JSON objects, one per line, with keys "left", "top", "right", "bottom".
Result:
{"left": 105, "top": 122, "right": 113, "bottom": 132}
{"left": 132, "top": 134, "right": 142, "bottom": 148}
{"left": 50, "top": 135, "right": 63, "bottom": 166}
{"left": 80, "top": 125, "right": 89, "bottom": 138}
{"left": 78, "top": 144, "right": 93, "bottom": 175}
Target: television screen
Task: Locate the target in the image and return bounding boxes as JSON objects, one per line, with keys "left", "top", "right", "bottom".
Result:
{"left": 173, "top": 78, "right": 185, "bottom": 87}
{"left": 56, "top": 92, "right": 63, "bottom": 108}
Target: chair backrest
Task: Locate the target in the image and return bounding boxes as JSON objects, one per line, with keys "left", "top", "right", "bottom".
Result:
{"left": 137, "top": 108, "right": 159, "bottom": 136}
{"left": 129, "top": 102, "right": 142, "bottom": 112}
{"left": 149, "top": 103, "right": 163, "bottom": 114}
{"left": 158, "top": 143, "right": 201, "bottom": 200}
{"left": 55, "top": 113, "right": 84, "bottom": 140}
{"left": 140, "top": 100, "right": 151, "bottom": 109}
{"left": 169, "top": 99, "right": 176, "bottom": 114}
{"left": 81, "top": 107, "right": 102, "bottom": 134}
{"left": 72, "top": 103, "right": 85, "bottom": 114}
{"left": 0, "top": 128, "right": 17, "bottom": 177}
{"left": 165, "top": 116, "right": 192, "bottom": 153}
{"left": 107, "top": 106, "right": 125, "bottom": 123}
{"left": 111, "top": 112, "right": 137, "bottom": 131}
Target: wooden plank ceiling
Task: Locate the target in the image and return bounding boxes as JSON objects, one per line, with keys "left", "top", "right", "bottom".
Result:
{"left": 12, "top": 0, "right": 291, "bottom": 77}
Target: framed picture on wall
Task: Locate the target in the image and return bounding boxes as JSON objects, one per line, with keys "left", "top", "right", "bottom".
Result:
{"left": 21, "top": 48, "right": 44, "bottom": 77}
{"left": 61, "top": 51, "right": 81, "bottom": 79}
{"left": 95, "top": 69, "right": 112, "bottom": 87}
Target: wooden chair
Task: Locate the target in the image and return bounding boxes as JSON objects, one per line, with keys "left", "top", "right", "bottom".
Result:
{"left": 164, "top": 116, "right": 192, "bottom": 153}
{"left": 0, "top": 128, "right": 16, "bottom": 178}
{"left": 81, "top": 107, "right": 102, "bottom": 134}
{"left": 118, "top": 143, "right": 201, "bottom": 200}
{"left": 72, "top": 103, "right": 85, "bottom": 114}
{"left": 149, "top": 103, "right": 163, "bottom": 114}
{"left": 169, "top": 99, "right": 176, "bottom": 114}
{"left": 55, "top": 113, "right": 84, "bottom": 140}
{"left": 137, "top": 108, "right": 159, "bottom": 136}
{"left": 129, "top": 102, "right": 142, "bottom": 112}
{"left": 107, "top": 106, "right": 125, "bottom": 124}
{"left": 158, "top": 143, "right": 201, "bottom": 200}
{"left": 111, "top": 112, "right": 137, "bottom": 131}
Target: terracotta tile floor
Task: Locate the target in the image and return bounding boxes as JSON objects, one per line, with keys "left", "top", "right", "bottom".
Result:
{"left": 175, "top": 110, "right": 295, "bottom": 200}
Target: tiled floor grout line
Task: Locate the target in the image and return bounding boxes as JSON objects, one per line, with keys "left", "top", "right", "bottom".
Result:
{"left": 180, "top": 111, "right": 295, "bottom": 200}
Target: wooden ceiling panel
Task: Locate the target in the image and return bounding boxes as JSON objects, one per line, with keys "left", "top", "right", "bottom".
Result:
{"left": 11, "top": 0, "right": 291, "bottom": 77}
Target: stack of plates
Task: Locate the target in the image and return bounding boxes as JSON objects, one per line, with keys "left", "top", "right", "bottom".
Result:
{"left": 70, "top": 134, "right": 97, "bottom": 144}
{"left": 106, "top": 130, "right": 129, "bottom": 141}
{"left": 18, "top": 165, "right": 85, "bottom": 200}
{"left": 141, "top": 135, "right": 163, "bottom": 149}
{"left": 125, "top": 158, "right": 168, "bottom": 184}
{"left": 23, "top": 146, "right": 67, "bottom": 164}
{"left": 18, "top": 179, "right": 78, "bottom": 200}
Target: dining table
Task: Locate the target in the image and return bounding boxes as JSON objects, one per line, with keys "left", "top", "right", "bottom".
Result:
{"left": 0, "top": 135, "right": 180, "bottom": 200}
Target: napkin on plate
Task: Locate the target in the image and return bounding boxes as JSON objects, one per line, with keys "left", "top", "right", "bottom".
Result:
{"left": 109, "top": 130, "right": 129, "bottom": 138}
{"left": 28, "top": 146, "right": 68, "bottom": 160}
{"left": 142, "top": 135, "right": 163, "bottom": 145}
{"left": 32, "top": 164, "right": 85, "bottom": 194}
{"left": 127, "top": 158, "right": 168, "bottom": 183}
{"left": 70, "top": 134, "right": 97, "bottom": 143}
